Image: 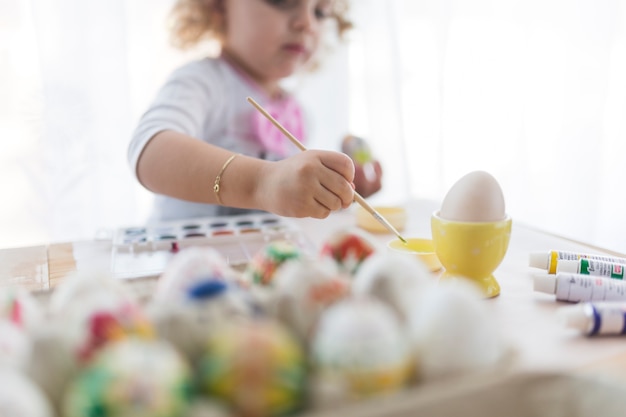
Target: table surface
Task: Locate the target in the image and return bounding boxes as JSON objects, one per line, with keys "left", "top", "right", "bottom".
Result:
{"left": 2, "top": 199, "right": 626, "bottom": 383}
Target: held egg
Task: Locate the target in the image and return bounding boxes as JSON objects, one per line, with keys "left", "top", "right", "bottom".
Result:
{"left": 439, "top": 171, "right": 505, "bottom": 222}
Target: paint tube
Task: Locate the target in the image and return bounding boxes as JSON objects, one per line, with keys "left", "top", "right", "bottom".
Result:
{"left": 533, "top": 272, "right": 626, "bottom": 302}
{"left": 529, "top": 250, "right": 626, "bottom": 274}
{"left": 558, "top": 302, "right": 626, "bottom": 336}
{"left": 557, "top": 258, "right": 626, "bottom": 280}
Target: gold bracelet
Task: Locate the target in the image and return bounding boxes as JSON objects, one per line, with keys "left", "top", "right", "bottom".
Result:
{"left": 213, "top": 153, "right": 239, "bottom": 206}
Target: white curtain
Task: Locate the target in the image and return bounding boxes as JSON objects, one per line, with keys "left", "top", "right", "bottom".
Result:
{"left": 0, "top": 0, "right": 195, "bottom": 248}
{"left": 344, "top": 0, "right": 626, "bottom": 252}
{"left": 1, "top": 0, "right": 625, "bottom": 252}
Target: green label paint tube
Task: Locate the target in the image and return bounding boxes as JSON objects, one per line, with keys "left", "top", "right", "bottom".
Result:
{"left": 557, "top": 258, "right": 626, "bottom": 280}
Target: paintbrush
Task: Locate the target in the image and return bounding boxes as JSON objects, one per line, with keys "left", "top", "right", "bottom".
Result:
{"left": 247, "top": 96, "right": 407, "bottom": 244}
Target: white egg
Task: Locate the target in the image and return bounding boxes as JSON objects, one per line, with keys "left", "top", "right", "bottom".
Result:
{"left": 311, "top": 297, "right": 412, "bottom": 399}
{"left": 49, "top": 268, "right": 135, "bottom": 314}
{"left": 352, "top": 252, "right": 432, "bottom": 322}
{"left": 408, "top": 279, "right": 507, "bottom": 381}
{"left": 440, "top": 171, "right": 505, "bottom": 222}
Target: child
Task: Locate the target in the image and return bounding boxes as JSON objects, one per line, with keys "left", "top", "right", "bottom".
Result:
{"left": 128, "top": 0, "right": 382, "bottom": 222}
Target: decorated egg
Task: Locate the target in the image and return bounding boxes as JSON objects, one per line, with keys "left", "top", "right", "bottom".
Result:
{"left": 49, "top": 270, "right": 153, "bottom": 364}
{"left": 408, "top": 280, "right": 508, "bottom": 381}
{"left": 439, "top": 171, "right": 505, "bottom": 222}
{"left": 271, "top": 257, "right": 351, "bottom": 343}
{"left": 0, "top": 368, "right": 54, "bottom": 417}
{"left": 155, "top": 247, "right": 243, "bottom": 302}
{"left": 352, "top": 252, "right": 432, "bottom": 322}
{"left": 63, "top": 338, "right": 192, "bottom": 417}
{"left": 243, "top": 240, "right": 302, "bottom": 286}
{"left": 49, "top": 269, "right": 135, "bottom": 312}
{"left": 341, "top": 134, "right": 373, "bottom": 165}
{"left": 198, "top": 318, "right": 306, "bottom": 417}
{"left": 310, "top": 297, "right": 412, "bottom": 402}
{"left": 0, "top": 286, "right": 44, "bottom": 333}
{"left": 147, "top": 279, "right": 259, "bottom": 364}
{"left": 319, "top": 228, "right": 380, "bottom": 276}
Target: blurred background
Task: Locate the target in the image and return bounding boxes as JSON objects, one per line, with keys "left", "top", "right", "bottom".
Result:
{"left": 1, "top": 0, "right": 625, "bottom": 251}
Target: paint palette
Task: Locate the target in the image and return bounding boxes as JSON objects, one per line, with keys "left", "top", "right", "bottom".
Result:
{"left": 111, "top": 213, "right": 314, "bottom": 280}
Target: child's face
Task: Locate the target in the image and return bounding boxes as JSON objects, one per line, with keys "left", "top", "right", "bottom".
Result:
{"left": 221, "top": 0, "right": 334, "bottom": 86}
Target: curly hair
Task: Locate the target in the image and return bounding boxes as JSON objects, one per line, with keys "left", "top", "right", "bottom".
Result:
{"left": 168, "top": 0, "right": 353, "bottom": 50}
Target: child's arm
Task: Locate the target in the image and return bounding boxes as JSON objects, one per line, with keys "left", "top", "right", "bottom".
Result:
{"left": 136, "top": 130, "right": 356, "bottom": 219}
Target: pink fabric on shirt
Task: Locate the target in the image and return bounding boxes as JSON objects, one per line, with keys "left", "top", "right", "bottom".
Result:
{"left": 251, "top": 96, "right": 305, "bottom": 157}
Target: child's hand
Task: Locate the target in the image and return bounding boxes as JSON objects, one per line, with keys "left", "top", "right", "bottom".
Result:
{"left": 354, "top": 160, "right": 383, "bottom": 198}
{"left": 258, "top": 150, "right": 356, "bottom": 219}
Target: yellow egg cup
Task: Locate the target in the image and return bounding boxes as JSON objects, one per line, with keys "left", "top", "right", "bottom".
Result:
{"left": 430, "top": 211, "right": 512, "bottom": 298}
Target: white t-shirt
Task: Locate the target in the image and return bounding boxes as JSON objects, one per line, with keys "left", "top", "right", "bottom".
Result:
{"left": 128, "top": 56, "right": 304, "bottom": 222}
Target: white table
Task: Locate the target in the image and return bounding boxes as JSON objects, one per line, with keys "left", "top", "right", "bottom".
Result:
{"left": 3, "top": 199, "right": 626, "bottom": 415}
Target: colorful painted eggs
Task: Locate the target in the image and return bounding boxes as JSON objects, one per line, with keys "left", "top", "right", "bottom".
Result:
{"left": 63, "top": 338, "right": 192, "bottom": 417}
{"left": 147, "top": 279, "right": 259, "bottom": 364}
{"left": 341, "top": 135, "right": 373, "bottom": 165}
{"left": 198, "top": 319, "right": 306, "bottom": 416}
{"left": 0, "top": 286, "right": 44, "bottom": 332}
{"left": 271, "top": 258, "right": 350, "bottom": 342}
{"left": 319, "top": 229, "right": 380, "bottom": 276}
{"left": 155, "top": 247, "right": 242, "bottom": 302}
{"left": 243, "top": 240, "right": 303, "bottom": 286}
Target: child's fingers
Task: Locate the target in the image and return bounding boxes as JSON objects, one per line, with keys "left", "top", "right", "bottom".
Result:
{"left": 316, "top": 182, "right": 348, "bottom": 211}
{"left": 309, "top": 200, "right": 332, "bottom": 219}
{"left": 317, "top": 151, "right": 355, "bottom": 182}
{"left": 320, "top": 170, "right": 355, "bottom": 208}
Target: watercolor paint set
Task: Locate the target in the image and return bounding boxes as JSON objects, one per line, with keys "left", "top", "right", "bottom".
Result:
{"left": 111, "top": 213, "right": 314, "bottom": 280}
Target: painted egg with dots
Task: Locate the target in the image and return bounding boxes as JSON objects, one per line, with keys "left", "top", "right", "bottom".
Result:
{"left": 48, "top": 270, "right": 154, "bottom": 364}
{"left": 310, "top": 296, "right": 412, "bottom": 401}
{"left": 198, "top": 318, "right": 306, "bottom": 417}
